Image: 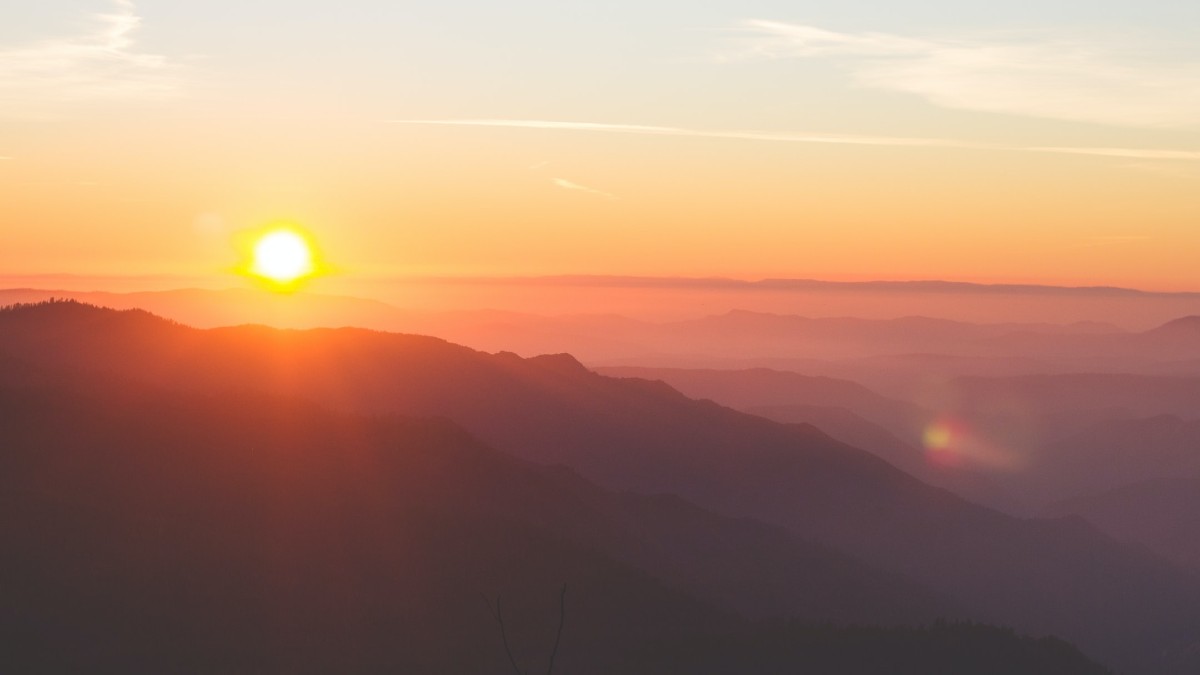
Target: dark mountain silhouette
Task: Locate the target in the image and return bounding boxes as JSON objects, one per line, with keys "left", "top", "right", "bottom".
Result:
{"left": 592, "top": 365, "right": 926, "bottom": 468}
{"left": 15, "top": 287, "right": 1200, "bottom": 393}
{"left": 0, "top": 287, "right": 413, "bottom": 332}
{"left": 0, "top": 358, "right": 960, "bottom": 672}
{"left": 1026, "top": 412, "right": 1200, "bottom": 569}
{"left": 2, "top": 373, "right": 721, "bottom": 673}
{"left": 588, "top": 352, "right": 1092, "bottom": 401}
{"left": 0, "top": 340, "right": 1112, "bottom": 673}
{"left": 1016, "top": 415, "right": 1200, "bottom": 506}
{"left": 595, "top": 365, "right": 928, "bottom": 435}
{"left": 622, "top": 620, "right": 1113, "bottom": 675}
{"left": 670, "top": 310, "right": 1123, "bottom": 359}
{"left": 1144, "top": 315, "right": 1200, "bottom": 340}
{"left": 0, "top": 287, "right": 1153, "bottom": 363}
{"left": 1044, "top": 476, "right": 1200, "bottom": 571}
{"left": 688, "top": 313, "right": 1200, "bottom": 375}
{"left": 590, "top": 366, "right": 1200, "bottom": 515}
{"left": 959, "top": 318, "right": 1200, "bottom": 371}
{"left": 827, "top": 352, "right": 1089, "bottom": 396}
{"left": 947, "top": 373, "right": 1200, "bottom": 420}
{"left": 2, "top": 301, "right": 1199, "bottom": 673}
{"left": 397, "top": 273, "right": 1194, "bottom": 296}
{"left": 593, "top": 366, "right": 1025, "bottom": 511}
{"left": 745, "top": 404, "right": 1021, "bottom": 512}
{"left": 746, "top": 404, "right": 925, "bottom": 469}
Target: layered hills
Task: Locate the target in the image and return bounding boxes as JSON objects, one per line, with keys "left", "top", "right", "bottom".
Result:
{"left": 1, "top": 301, "right": 1197, "bottom": 673}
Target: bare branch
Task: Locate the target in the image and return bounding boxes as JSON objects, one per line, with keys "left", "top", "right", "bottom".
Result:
{"left": 482, "top": 593, "right": 524, "bottom": 675}
{"left": 546, "top": 584, "right": 567, "bottom": 675}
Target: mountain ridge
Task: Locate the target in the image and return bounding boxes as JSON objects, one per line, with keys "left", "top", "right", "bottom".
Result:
{"left": 2, "top": 300, "right": 1198, "bottom": 673}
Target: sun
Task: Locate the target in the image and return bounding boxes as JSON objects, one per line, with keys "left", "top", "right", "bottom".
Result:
{"left": 239, "top": 226, "right": 323, "bottom": 289}
{"left": 252, "top": 230, "right": 313, "bottom": 282}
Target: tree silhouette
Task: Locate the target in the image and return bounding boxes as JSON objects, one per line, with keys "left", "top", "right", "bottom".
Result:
{"left": 484, "top": 584, "right": 567, "bottom": 675}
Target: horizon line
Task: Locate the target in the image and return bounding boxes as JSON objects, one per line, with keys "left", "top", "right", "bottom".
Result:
{"left": 4, "top": 273, "right": 1200, "bottom": 298}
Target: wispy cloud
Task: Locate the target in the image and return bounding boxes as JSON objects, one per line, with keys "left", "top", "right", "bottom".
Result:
{"left": 392, "top": 119, "right": 1200, "bottom": 162}
{"left": 399, "top": 118, "right": 985, "bottom": 148}
{"left": 552, "top": 177, "right": 617, "bottom": 200}
{"left": 0, "top": 0, "right": 183, "bottom": 117}
{"left": 1121, "top": 161, "right": 1200, "bottom": 181}
{"left": 394, "top": 118, "right": 991, "bottom": 149}
{"left": 1025, "top": 147, "right": 1200, "bottom": 161}
{"left": 724, "top": 20, "right": 1200, "bottom": 128}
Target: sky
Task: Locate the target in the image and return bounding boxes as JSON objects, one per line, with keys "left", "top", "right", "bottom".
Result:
{"left": 2, "top": 0, "right": 1199, "bottom": 292}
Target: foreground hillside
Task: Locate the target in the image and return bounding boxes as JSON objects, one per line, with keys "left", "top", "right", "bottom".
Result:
{"left": 0, "top": 347, "right": 1108, "bottom": 672}
{"left": 623, "top": 621, "right": 1111, "bottom": 675}
{"left": 1, "top": 373, "right": 720, "bottom": 672}
{"left": 2, "top": 301, "right": 1198, "bottom": 673}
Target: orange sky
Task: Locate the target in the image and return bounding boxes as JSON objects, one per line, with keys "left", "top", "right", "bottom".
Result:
{"left": 2, "top": 1, "right": 1199, "bottom": 293}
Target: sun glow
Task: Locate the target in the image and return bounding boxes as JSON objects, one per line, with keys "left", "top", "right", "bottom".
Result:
{"left": 239, "top": 226, "right": 323, "bottom": 290}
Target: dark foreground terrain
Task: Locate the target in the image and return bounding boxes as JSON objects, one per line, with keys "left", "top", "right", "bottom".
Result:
{"left": 0, "top": 301, "right": 1182, "bottom": 672}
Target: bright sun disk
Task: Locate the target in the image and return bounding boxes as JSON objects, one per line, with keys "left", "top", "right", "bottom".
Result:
{"left": 250, "top": 229, "right": 315, "bottom": 284}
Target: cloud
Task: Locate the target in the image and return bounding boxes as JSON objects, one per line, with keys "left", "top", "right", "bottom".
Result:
{"left": 1024, "top": 146, "right": 1200, "bottom": 161}
{"left": 726, "top": 20, "right": 1200, "bottom": 128}
{"left": 1121, "top": 161, "right": 1200, "bottom": 181}
{"left": 0, "top": 0, "right": 183, "bottom": 117}
{"left": 552, "top": 177, "right": 617, "bottom": 200}
{"left": 393, "top": 119, "right": 1200, "bottom": 162}
{"left": 393, "top": 118, "right": 990, "bottom": 149}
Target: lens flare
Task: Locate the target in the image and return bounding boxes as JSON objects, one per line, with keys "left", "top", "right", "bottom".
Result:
{"left": 922, "top": 415, "right": 1024, "bottom": 471}
{"left": 923, "top": 416, "right": 969, "bottom": 467}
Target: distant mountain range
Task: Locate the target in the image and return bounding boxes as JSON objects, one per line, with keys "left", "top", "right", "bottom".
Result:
{"left": 1044, "top": 476, "right": 1200, "bottom": 571}
{"left": 6, "top": 273, "right": 1199, "bottom": 296}
{"left": 593, "top": 366, "right": 1200, "bottom": 516}
{"left": 325, "top": 274, "right": 1200, "bottom": 297}
{"left": 596, "top": 366, "right": 1023, "bottom": 512}
{"left": 5, "top": 287, "right": 1200, "bottom": 376}
{"left": 1, "top": 300, "right": 1197, "bottom": 673}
